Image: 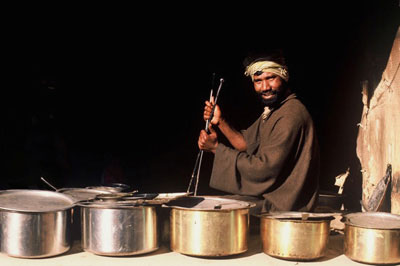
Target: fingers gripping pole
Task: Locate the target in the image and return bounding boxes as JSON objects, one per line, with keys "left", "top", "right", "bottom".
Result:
{"left": 187, "top": 78, "right": 224, "bottom": 196}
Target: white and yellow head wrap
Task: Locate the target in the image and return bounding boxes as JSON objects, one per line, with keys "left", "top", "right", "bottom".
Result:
{"left": 244, "top": 61, "right": 289, "bottom": 82}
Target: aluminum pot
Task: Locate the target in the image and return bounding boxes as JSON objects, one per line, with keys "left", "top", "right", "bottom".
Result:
{"left": 0, "top": 189, "right": 75, "bottom": 258}
{"left": 57, "top": 187, "right": 114, "bottom": 241}
{"left": 259, "top": 212, "right": 334, "bottom": 261}
{"left": 343, "top": 212, "right": 400, "bottom": 264}
{"left": 78, "top": 200, "right": 158, "bottom": 256}
{"left": 164, "top": 196, "right": 255, "bottom": 257}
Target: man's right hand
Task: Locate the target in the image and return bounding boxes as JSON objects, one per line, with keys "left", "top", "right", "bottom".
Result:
{"left": 203, "top": 98, "right": 247, "bottom": 152}
{"left": 198, "top": 126, "right": 218, "bottom": 153}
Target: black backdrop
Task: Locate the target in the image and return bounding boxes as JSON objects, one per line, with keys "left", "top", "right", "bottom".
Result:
{"left": 2, "top": 2, "right": 399, "bottom": 210}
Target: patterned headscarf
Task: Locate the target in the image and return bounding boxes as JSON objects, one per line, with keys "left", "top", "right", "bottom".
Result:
{"left": 244, "top": 60, "right": 289, "bottom": 82}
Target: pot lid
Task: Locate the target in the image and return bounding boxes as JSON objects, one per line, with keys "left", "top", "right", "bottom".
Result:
{"left": 77, "top": 198, "right": 154, "bottom": 208}
{"left": 87, "top": 182, "right": 131, "bottom": 192}
{"left": 260, "top": 211, "right": 335, "bottom": 220}
{"left": 85, "top": 186, "right": 124, "bottom": 193}
{"left": 164, "top": 196, "right": 255, "bottom": 210}
{"left": 155, "top": 192, "right": 190, "bottom": 200}
{"left": 0, "top": 189, "right": 75, "bottom": 212}
{"left": 344, "top": 212, "right": 400, "bottom": 229}
{"left": 77, "top": 192, "right": 162, "bottom": 208}
{"left": 57, "top": 188, "right": 112, "bottom": 202}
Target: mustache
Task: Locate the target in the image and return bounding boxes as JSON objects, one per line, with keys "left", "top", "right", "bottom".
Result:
{"left": 260, "top": 90, "right": 277, "bottom": 96}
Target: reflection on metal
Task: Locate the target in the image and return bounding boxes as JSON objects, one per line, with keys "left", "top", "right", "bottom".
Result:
{"left": 81, "top": 206, "right": 158, "bottom": 256}
{"left": 260, "top": 215, "right": 331, "bottom": 261}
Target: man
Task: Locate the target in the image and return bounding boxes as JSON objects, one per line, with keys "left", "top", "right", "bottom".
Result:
{"left": 198, "top": 50, "right": 320, "bottom": 214}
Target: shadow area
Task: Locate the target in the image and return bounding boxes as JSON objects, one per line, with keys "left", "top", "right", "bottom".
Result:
{"left": 63, "top": 240, "right": 171, "bottom": 258}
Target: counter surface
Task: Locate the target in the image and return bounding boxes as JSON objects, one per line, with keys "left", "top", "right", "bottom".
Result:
{"left": 0, "top": 232, "right": 392, "bottom": 266}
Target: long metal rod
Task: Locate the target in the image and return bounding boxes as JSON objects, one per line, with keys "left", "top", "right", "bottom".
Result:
{"left": 40, "top": 176, "right": 58, "bottom": 191}
{"left": 186, "top": 88, "right": 213, "bottom": 194}
{"left": 187, "top": 78, "right": 224, "bottom": 196}
{"left": 193, "top": 150, "right": 204, "bottom": 195}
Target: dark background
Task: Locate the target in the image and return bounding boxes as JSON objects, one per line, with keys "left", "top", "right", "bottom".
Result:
{"left": 2, "top": 3, "right": 399, "bottom": 210}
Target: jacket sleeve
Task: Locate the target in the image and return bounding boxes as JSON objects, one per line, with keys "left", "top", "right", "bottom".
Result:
{"left": 210, "top": 115, "right": 303, "bottom": 196}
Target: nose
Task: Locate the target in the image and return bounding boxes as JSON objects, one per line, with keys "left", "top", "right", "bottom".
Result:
{"left": 261, "top": 80, "right": 271, "bottom": 91}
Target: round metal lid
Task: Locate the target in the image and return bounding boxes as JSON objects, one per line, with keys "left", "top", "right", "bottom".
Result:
{"left": 85, "top": 186, "right": 124, "bottom": 193}
{"left": 57, "top": 188, "right": 111, "bottom": 202}
{"left": 164, "top": 196, "right": 255, "bottom": 210}
{"left": 0, "top": 189, "right": 75, "bottom": 212}
{"left": 77, "top": 200, "right": 148, "bottom": 209}
{"left": 344, "top": 212, "right": 400, "bottom": 229}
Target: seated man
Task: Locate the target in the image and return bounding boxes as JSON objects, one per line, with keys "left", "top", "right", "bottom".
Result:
{"left": 198, "top": 50, "right": 320, "bottom": 214}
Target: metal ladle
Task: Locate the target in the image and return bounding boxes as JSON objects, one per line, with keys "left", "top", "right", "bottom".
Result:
{"left": 40, "top": 176, "right": 58, "bottom": 191}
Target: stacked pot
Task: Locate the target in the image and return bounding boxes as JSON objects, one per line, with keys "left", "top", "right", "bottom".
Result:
{"left": 78, "top": 198, "right": 159, "bottom": 256}
{"left": 342, "top": 212, "right": 400, "bottom": 265}
{"left": 258, "top": 212, "right": 334, "bottom": 261}
{"left": 258, "top": 211, "right": 400, "bottom": 264}
{"left": 2, "top": 188, "right": 400, "bottom": 264}
{"left": 0, "top": 189, "right": 75, "bottom": 258}
{"left": 0, "top": 188, "right": 161, "bottom": 258}
{"left": 164, "top": 196, "right": 255, "bottom": 257}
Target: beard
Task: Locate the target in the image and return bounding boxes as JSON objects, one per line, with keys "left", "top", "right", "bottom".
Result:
{"left": 258, "top": 90, "right": 279, "bottom": 107}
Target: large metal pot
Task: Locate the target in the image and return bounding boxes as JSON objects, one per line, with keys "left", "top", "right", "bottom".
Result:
{"left": 259, "top": 212, "right": 334, "bottom": 261}
{"left": 343, "top": 212, "right": 400, "bottom": 264}
{"left": 56, "top": 187, "right": 115, "bottom": 241}
{"left": 0, "top": 189, "right": 75, "bottom": 258}
{"left": 78, "top": 200, "right": 158, "bottom": 256}
{"left": 165, "top": 196, "right": 255, "bottom": 257}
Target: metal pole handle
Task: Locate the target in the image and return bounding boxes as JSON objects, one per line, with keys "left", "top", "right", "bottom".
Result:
{"left": 187, "top": 78, "right": 224, "bottom": 196}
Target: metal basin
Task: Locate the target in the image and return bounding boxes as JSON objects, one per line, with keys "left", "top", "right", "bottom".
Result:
{"left": 165, "top": 196, "right": 255, "bottom": 257}
{"left": 343, "top": 212, "right": 400, "bottom": 264}
{"left": 79, "top": 201, "right": 158, "bottom": 256}
{"left": 259, "top": 212, "right": 333, "bottom": 261}
{"left": 0, "top": 189, "right": 75, "bottom": 258}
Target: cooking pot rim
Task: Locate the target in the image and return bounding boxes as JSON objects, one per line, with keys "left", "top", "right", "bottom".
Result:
{"left": 343, "top": 211, "right": 400, "bottom": 229}
{"left": 258, "top": 211, "right": 335, "bottom": 221}
{"left": 77, "top": 200, "right": 156, "bottom": 209}
{"left": 163, "top": 196, "right": 256, "bottom": 211}
{"left": 57, "top": 187, "right": 113, "bottom": 193}
{"left": 0, "top": 189, "right": 75, "bottom": 213}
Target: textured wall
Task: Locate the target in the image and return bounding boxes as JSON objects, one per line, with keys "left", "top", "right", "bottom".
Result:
{"left": 357, "top": 27, "right": 400, "bottom": 213}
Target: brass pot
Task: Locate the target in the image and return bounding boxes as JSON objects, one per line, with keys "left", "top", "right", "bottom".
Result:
{"left": 343, "top": 212, "right": 400, "bottom": 265}
{"left": 165, "top": 196, "right": 255, "bottom": 257}
{"left": 260, "top": 212, "right": 333, "bottom": 261}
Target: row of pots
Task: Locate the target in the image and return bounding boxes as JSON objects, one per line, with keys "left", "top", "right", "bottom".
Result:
{"left": 261, "top": 211, "right": 400, "bottom": 264}
{"left": 0, "top": 190, "right": 399, "bottom": 265}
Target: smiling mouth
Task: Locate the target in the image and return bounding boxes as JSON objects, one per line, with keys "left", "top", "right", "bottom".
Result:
{"left": 262, "top": 94, "right": 274, "bottom": 99}
{"left": 261, "top": 91, "right": 277, "bottom": 98}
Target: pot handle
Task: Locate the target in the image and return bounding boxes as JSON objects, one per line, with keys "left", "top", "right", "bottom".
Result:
{"left": 247, "top": 202, "right": 257, "bottom": 209}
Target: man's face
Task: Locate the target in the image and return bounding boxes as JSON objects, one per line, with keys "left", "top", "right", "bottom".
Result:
{"left": 253, "top": 72, "right": 287, "bottom": 106}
